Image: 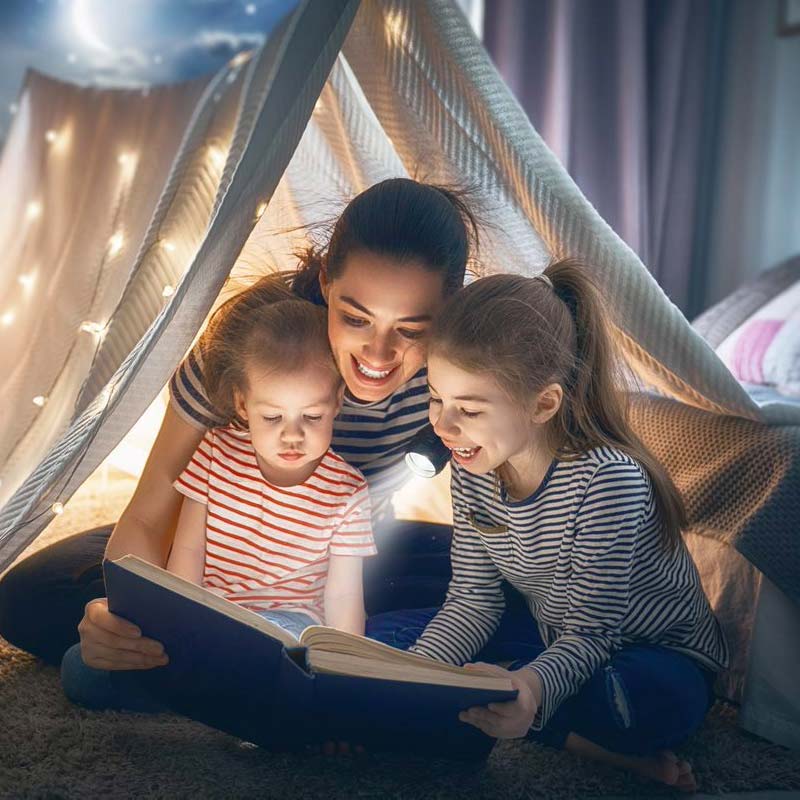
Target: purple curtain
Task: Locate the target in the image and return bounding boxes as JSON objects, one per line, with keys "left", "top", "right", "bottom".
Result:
{"left": 483, "top": 0, "right": 727, "bottom": 316}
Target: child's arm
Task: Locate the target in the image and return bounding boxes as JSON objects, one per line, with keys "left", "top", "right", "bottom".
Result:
{"left": 323, "top": 554, "right": 366, "bottom": 635}
{"left": 165, "top": 497, "right": 208, "bottom": 584}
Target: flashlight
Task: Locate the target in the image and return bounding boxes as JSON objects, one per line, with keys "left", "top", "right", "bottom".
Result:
{"left": 404, "top": 423, "right": 451, "bottom": 478}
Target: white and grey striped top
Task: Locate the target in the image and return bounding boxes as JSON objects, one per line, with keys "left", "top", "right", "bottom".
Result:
{"left": 410, "top": 446, "right": 729, "bottom": 729}
{"left": 169, "top": 346, "right": 430, "bottom": 521}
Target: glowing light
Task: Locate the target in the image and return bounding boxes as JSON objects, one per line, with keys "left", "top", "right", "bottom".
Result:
{"left": 45, "top": 129, "right": 58, "bottom": 143}
{"left": 1, "top": 311, "right": 15, "bottom": 326}
{"left": 51, "top": 502, "right": 65, "bottom": 515}
{"left": 18, "top": 273, "right": 36, "bottom": 290}
{"left": 117, "top": 151, "right": 138, "bottom": 184}
{"left": 108, "top": 232, "right": 124, "bottom": 257}
{"left": 32, "top": 395, "right": 48, "bottom": 407}
{"left": 230, "top": 52, "right": 251, "bottom": 68}
{"left": 162, "top": 285, "right": 175, "bottom": 298}
{"left": 245, "top": 3, "right": 256, "bottom": 14}
{"left": 255, "top": 201, "right": 268, "bottom": 219}
{"left": 80, "top": 320, "right": 106, "bottom": 335}
{"left": 207, "top": 145, "right": 227, "bottom": 172}
{"left": 26, "top": 201, "right": 42, "bottom": 220}
{"left": 385, "top": 9, "right": 407, "bottom": 45}
{"left": 161, "top": 240, "right": 176, "bottom": 253}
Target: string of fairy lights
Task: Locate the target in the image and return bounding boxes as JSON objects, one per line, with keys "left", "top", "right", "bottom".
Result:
{"left": 0, "top": 66, "right": 277, "bottom": 534}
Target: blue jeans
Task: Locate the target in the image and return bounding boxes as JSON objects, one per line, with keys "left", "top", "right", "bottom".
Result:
{"left": 60, "top": 609, "right": 316, "bottom": 712}
{"left": 366, "top": 606, "right": 716, "bottom": 755}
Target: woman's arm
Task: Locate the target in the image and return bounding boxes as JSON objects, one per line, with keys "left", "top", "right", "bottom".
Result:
{"left": 79, "top": 404, "right": 206, "bottom": 670}
{"left": 165, "top": 497, "right": 208, "bottom": 584}
{"left": 323, "top": 554, "right": 366, "bottom": 635}
{"left": 105, "top": 405, "right": 205, "bottom": 564}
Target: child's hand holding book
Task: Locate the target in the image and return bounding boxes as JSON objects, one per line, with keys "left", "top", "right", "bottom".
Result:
{"left": 458, "top": 662, "right": 542, "bottom": 739}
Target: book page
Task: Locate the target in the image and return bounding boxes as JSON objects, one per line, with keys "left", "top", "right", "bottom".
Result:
{"left": 307, "top": 650, "right": 513, "bottom": 691}
{"left": 299, "top": 625, "right": 501, "bottom": 679}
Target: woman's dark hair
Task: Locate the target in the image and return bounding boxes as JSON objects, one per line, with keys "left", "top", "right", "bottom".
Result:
{"left": 292, "top": 178, "right": 479, "bottom": 303}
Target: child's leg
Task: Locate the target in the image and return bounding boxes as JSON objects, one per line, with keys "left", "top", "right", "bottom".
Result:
{"left": 255, "top": 610, "right": 318, "bottom": 639}
{"left": 60, "top": 643, "right": 168, "bottom": 712}
{"left": 366, "top": 599, "right": 545, "bottom": 663}
{"left": 525, "top": 645, "right": 714, "bottom": 789}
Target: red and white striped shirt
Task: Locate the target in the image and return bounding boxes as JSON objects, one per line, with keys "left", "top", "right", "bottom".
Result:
{"left": 174, "top": 427, "right": 376, "bottom": 623}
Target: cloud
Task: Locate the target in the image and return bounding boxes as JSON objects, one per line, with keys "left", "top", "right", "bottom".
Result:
{"left": 182, "top": 29, "right": 264, "bottom": 59}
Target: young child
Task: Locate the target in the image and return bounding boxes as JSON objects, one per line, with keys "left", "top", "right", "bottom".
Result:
{"left": 374, "top": 260, "right": 728, "bottom": 791}
{"left": 167, "top": 275, "right": 376, "bottom": 638}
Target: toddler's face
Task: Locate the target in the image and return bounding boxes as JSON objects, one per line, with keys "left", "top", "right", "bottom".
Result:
{"left": 235, "top": 360, "right": 343, "bottom": 486}
{"left": 427, "top": 354, "right": 539, "bottom": 478}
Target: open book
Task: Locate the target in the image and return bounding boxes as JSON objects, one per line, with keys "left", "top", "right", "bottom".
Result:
{"left": 104, "top": 555, "right": 517, "bottom": 758}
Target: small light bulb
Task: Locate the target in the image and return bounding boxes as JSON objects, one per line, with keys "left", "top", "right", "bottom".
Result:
{"left": 80, "top": 321, "right": 106, "bottom": 335}
{"left": 207, "top": 145, "right": 226, "bottom": 171}
{"left": 26, "top": 201, "right": 42, "bottom": 220}
{"left": 1, "top": 311, "right": 14, "bottom": 326}
{"left": 45, "top": 129, "right": 58, "bottom": 143}
{"left": 162, "top": 284, "right": 175, "bottom": 298}
{"left": 52, "top": 502, "right": 64, "bottom": 515}
{"left": 230, "top": 52, "right": 251, "bottom": 68}
{"left": 33, "top": 395, "right": 47, "bottom": 407}
{"left": 108, "top": 232, "right": 124, "bottom": 257}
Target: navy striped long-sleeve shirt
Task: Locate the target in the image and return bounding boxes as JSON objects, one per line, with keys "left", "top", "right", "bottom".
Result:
{"left": 410, "top": 446, "right": 729, "bottom": 729}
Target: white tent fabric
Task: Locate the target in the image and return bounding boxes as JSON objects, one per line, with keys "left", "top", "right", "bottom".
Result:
{"left": 1, "top": 0, "right": 797, "bottom": 572}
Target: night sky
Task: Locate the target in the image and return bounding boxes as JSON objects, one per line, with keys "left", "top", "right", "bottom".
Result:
{"left": 0, "top": 0, "right": 298, "bottom": 145}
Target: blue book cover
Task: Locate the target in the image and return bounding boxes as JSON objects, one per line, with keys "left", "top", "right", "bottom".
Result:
{"left": 104, "top": 556, "right": 517, "bottom": 759}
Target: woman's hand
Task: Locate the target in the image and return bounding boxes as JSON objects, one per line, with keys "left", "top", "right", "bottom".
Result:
{"left": 458, "top": 662, "right": 542, "bottom": 739}
{"left": 78, "top": 598, "right": 168, "bottom": 670}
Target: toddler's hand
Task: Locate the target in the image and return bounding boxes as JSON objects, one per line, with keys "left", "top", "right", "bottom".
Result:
{"left": 458, "top": 662, "right": 538, "bottom": 739}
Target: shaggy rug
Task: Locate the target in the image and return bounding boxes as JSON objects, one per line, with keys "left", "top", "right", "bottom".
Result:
{"left": 1, "top": 471, "right": 800, "bottom": 799}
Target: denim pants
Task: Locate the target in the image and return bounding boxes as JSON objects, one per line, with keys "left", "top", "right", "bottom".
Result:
{"left": 366, "top": 606, "right": 716, "bottom": 755}
{"left": 60, "top": 608, "right": 317, "bottom": 712}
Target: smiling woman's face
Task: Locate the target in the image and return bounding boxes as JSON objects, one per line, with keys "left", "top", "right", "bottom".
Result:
{"left": 323, "top": 250, "right": 447, "bottom": 403}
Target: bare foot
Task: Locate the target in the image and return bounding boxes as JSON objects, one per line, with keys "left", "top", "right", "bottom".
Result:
{"left": 629, "top": 750, "right": 697, "bottom": 793}
{"left": 565, "top": 734, "right": 698, "bottom": 793}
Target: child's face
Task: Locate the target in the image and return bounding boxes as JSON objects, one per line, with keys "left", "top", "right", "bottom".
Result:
{"left": 427, "top": 354, "right": 545, "bottom": 477}
{"left": 235, "top": 360, "right": 343, "bottom": 486}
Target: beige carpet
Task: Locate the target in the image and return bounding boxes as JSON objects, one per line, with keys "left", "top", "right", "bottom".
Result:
{"left": 1, "top": 471, "right": 800, "bottom": 799}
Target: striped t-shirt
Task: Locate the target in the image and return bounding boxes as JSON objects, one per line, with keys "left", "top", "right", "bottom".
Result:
{"left": 174, "top": 426, "right": 377, "bottom": 623}
{"left": 169, "top": 345, "right": 430, "bottom": 520}
{"left": 410, "top": 446, "right": 729, "bottom": 730}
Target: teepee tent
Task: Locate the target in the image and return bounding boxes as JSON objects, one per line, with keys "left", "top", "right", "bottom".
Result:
{"left": 0, "top": 0, "right": 797, "bottom": 582}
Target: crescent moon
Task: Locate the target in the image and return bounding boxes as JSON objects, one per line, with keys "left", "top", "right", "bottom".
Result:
{"left": 72, "top": 0, "right": 112, "bottom": 54}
